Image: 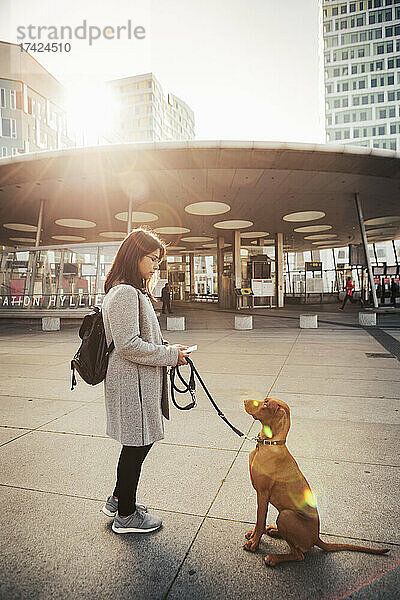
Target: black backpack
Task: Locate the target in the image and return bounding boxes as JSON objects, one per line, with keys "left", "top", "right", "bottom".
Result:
{"left": 70, "top": 306, "right": 114, "bottom": 390}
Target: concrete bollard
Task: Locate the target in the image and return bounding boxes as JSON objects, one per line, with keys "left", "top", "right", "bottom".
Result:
{"left": 359, "top": 312, "right": 376, "bottom": 326}
{"left": 300, "top": 314, "right": 318, "bottom": 329}
{"left": 42, "top": 317, "right": 60, "bottom": 331}
{"left": 234, "top": 315, "right": 253, "bottom": 330}
{"left": 167, "top": 316, "right": 185, "bottom": 331}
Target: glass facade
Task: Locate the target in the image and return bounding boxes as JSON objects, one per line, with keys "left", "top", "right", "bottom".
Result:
{"left": 323, "top": 0, "right": 400, "bottom": 149}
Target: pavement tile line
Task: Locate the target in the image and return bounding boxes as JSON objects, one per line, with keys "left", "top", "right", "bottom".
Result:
{"left": 162, "top": 328, "right": 303, "bottom": 600}
{"left": 327, "top": 562, "right": 400, "bottom": 600}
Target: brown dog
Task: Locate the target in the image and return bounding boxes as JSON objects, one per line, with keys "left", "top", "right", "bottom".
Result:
{"left": 243, "top": 397, "right": 389, "bottom": 566}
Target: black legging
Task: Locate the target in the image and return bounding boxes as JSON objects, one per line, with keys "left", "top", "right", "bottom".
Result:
{"left": 112, "top": 443, "right": 153, "bottom": 516}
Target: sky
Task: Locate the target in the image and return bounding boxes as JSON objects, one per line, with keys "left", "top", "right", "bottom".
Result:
{"left": 0, "top": 0, "right": 325, "bottom": 143}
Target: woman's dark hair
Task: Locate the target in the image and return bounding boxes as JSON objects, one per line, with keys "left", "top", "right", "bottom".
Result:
{"left": 104, "top": 228, "right": 166, "bottom": 295}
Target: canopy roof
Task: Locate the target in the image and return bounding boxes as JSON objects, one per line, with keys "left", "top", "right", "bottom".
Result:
{"left": 1, "top": 141, "right": 400, "bottom": 252}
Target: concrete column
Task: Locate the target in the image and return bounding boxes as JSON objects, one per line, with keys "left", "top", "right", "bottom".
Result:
{"left": 354, "top": 192, "right": 378, "bottom": 309}
{"left": 189, "top": 253, "right": 195, "bottom": 297}
{"left": 217, "top": 236, "right": 224, "bottom": 308}
{"left": 127, "top": 194, "right": 133, "bottom": 234}
{"left": 27, "top": 198, "right": 45, "bottom": 299}
{"left": 275, "top": 232, "right": 284, "bottom": 308}
{"left": 233, "top": 230, "right": 241, "bottom": 289}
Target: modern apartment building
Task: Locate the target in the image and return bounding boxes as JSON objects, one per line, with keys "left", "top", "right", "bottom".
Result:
{"left": 0, "top": 41, "right": 73, "bottom": 157}
{"left": 323, "top": 0, "right": 400, "bottom": 150}
{"left": 106, "top": 73, "right": 195, "bottom": 142}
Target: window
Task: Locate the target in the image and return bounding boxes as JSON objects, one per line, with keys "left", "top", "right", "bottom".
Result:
{"left": 334, "top": 68, "right": 340, "bottom": 76}
{"left": 10, "top": 90, "right": 16, "bottom": 109}
{"left": 372, "top": 78, "right": 378, "bottom": 87}
{"left": 332, "top": 7, "right": 338, "bottom": 15}
{"left": 343, "top": 97, "right": 348, "bottom": 107}
{"left": 359, "top": 80, "right": 366, "bottom": 89}
{"left": 358, "top": 48, "right": 365, "bottom": 57}
{"left": 389, "top": 107, "right": 395, "bottom": 117}
{"left": 353, "top": 96, "right": 360, "bottom": 105}
{"left": 12, "top": 148, "right": 17, "bottom": 156}
{"left": 388, "top": 75, "right": 394, "bottom": 84}
{"left": 377, "top": 44, "right": 384, "bottom": 54}
{"left": 340, "top": 20, "right": 347, "bottom": 29}
{"left": 344, "top": 130, "right": 350, "bottom": 139}
{"left": 334, "top": 99, "right": 341, "bottom": 108}
{"left": 2, "top": 147, "right": 7, "bottom": 157}
{"left": 342, "top": 50, "right": 349, "bottom": 59}
{"left": 341, "top": 5, "right": 347, "bottom": 13}
{"left": 352, "top": 65, "right": 357, "bottom": 74}
{"left": 344, "top": 113, "right": 350, "bottom": 123}
{"left": 379, "top": 126, "right": 385, "bottom": 134}
{"left": 390, "top": 124, "right": 396, "bottom": 133}
{"left": 357, "top": 17, "right": 364, "bottom": 26}
{"left": 379, "top": 108, "right": 387, "bottom": 118}
{"left": 0, "top": 88, "right": 5, "bottom": 107}
{"left": 361, "top": 111, "right": 367, "bottom": 120}
{"left": 362, "top": 95, "right": 369, "bottom": 104}
{"left": 343, "top": 82, "right": 349, "bottom": 91}
{"left": 387, "top": 41, "right": 393, "bottom": 52}
{"left": 350, "top": 2, "right": 356, "bottom": 10}
{"left": 378, "top": 93, "right": 384, "bottom": 101}
{"left": 388, "top": 58, "right": 394, "bottom": 68}
{"left": 370, "top": 62, "right": 375, "bottom": 71}
{"left": 386, "top": 26, "right": 393, "bottom": 36}
{"left": 354, "top": 128, "right": 360, "bottom": 137}
{"left": 343, "top": 66, "right": 348, "bottom": 75}
{"left": 388, "top": 91, "right": 395, "bottom": 100}
{"left": 335, "top": 130, "right": 342, "bottom": 140}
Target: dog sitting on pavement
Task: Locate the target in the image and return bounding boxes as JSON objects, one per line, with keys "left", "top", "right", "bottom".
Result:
{"left": 243, "top": 397, "right": 389, "bottom": 566}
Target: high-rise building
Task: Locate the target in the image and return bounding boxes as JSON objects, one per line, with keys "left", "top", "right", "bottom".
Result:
{"left": 0, "top": 41, "right": 73, "bottom": 157}
{"left": 322, "top": 0, "right": 400, "bottom": 150}
{"left": 106, "top": 73, "right": 195, "bottom": 143}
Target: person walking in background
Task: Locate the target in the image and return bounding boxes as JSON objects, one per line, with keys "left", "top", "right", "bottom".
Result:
{"left": 161, "top": 282, "right": 172, "bottom": 314}
{"left": 339, "top": 276, "right": 355, "bottom": 310}
{"left": 101, "top": 228, "right": 190, "bottom": 534}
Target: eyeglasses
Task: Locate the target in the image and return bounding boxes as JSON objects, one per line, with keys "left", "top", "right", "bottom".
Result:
{"left": 146, "top": 254, "right": 162, "bottom": 266}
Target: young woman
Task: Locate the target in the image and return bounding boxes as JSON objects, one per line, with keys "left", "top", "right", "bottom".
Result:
{"left": 100, "top": 228, "right": 189, "bottom": 534}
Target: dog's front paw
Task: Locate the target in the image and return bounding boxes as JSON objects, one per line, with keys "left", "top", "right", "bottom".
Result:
{"left": 243, "top": 538, "right": 259, "bottom": 552}
{"left": 245, "top": 529, "right": 255, "bottom": 540}
{"left": 265, "top": 554, "right": 278, "bottom": 567}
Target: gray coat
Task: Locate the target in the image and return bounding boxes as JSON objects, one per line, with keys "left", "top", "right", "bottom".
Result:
{"left": 102, "top": 284, "right": 179, "bottom": 446}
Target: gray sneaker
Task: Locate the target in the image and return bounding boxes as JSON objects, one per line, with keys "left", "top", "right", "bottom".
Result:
{"left": 101, "top": 495, "right": 147, "bottom": 518}
{"left": 112, "top": 509, "right": 162, "bottom": 534}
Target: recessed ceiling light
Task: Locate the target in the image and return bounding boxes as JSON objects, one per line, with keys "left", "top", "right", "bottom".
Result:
{"left": 115, "top": 211, "right": 158, "bottom": 223}
{"left": 364, "top": 216, "right": 400, "bottom": 226}
{"left": 241, "top": 231, "right": 269, "bottom": 238}
{"left": 213, "top": 220, "right": 253, "bottom": 229}
{"left": 366, "top": 228, "right": 397, "bottom": 236}
{"left": 181, "top": 236, "right": 213, "bottom": 242}
{"left": 9, "top": 237, "right": 36, "bottom": 243}
{"left": 304, "top": 234, "right": 337, "bottom": 240}
{"left": 185, "top": 202, "right": 231, "bottom": 215}
{"left": 99, "top": 232, "right": 127, "bottom": 239}
{"left": 52, "top": 235, "right": 86, "bottom": 241}
{"left": 55, "top": 219, "right": 96, "bottom": 228}
{"left": 154, "top": 227, "right": 190, "bottom": 234}
{"left": 294, "top": 225, "right": 332, "bottom": 233}
{"left": 166, "top": 246, "right": 186, "bottom": 250}
{"left": 202, "top": 243, "right": 231, "bottom": 248}
{"left": 283, "top": 211, "right": 325, "bottom": 222}
{"left": 3, "top": 223, "right": 37, "bottom": 232}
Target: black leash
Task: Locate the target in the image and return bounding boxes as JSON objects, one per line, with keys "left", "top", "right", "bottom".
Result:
{"left": 169, "top": 357, "right": 251, "bottom": 439}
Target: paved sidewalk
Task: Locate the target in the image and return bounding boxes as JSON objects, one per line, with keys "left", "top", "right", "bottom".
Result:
{"left": 0, "top": 311, "right": 399, "bottom": 599}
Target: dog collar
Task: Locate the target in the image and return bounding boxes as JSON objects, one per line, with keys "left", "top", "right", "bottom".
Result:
{"left": 256, "top": 437, "right": 285, "bottom": 445}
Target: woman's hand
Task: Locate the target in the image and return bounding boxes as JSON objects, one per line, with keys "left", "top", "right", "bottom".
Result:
{"left": 177, "top": 349, "right": 189, "bottom": 366}
{"left": 169, "top": 344, "right": 189, "bottom": 351}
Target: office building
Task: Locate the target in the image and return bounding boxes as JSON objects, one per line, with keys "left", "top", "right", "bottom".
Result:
{"left": 106, "top": 73, "right": 195, "bottom": 142}
{"left": 323, "top": 0, "right": 400, "bottom": 150}
{"left": 0, "top": 41, "right": 73, "bottom": 157}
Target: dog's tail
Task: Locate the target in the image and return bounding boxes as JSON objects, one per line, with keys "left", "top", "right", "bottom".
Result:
{"left": 316, "top": 538, "right": 389, "bottom": 555}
